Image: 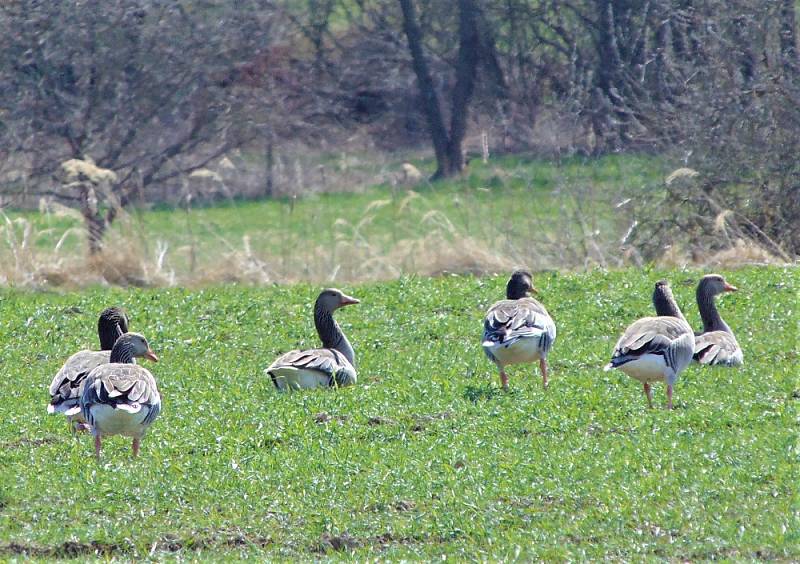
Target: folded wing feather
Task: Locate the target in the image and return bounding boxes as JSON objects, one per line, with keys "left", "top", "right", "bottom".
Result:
{"left": 483, "top": 298, "right": 555, "bottom": 345}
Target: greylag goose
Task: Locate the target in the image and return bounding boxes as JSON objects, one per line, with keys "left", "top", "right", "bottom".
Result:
{"left": 482, "top": 270, "right": 557, "bottom": 390}
{"left": 693, "top": 274, "right": 743, "bottom": 366}
{"left": 604, "top": 280, "right": 695, "bottom": 409}
{"left": 47, "top": 307, "right": 130, "bottom": 430}
{"left": 79, "top": 332, "right": 160, "bottom": 459}
{"left": 266, "top": 288, "right": 360, "bottom": 390}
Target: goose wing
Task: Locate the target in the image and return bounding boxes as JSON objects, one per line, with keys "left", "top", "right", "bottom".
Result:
{"left": 482, "top": 297, "right": 556, "bottom": 351}
{"left": 81, "top": 365, "right": 161, "bottom": 425}
{"left": 266, "top": 348, "right": 356, "bottom": 388}
{"left": 694, "top": 331, "right": 743, "bottom": 366}
{"left": 606, "top": 316, "right": 694, "bottom": 372}
{"left": 48, "top": 350, "right": 111, "bottom": 414}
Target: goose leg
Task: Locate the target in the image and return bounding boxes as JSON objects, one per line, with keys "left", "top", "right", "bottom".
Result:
{"left": 539, "top": 358, "right": 549, "bottom": 389}
{"left": 643, "top": 383, "right": 653, "bottom": 409}
{"left": 132, "top": 438, "right": 140, "bottom": 457}
{"left": 499, "top": 368, "right": 509, "bottom": 390}
{"left": 94, "top": 435, "right": 102, "bottom": 461}
{"left": 74, "top": 422, "right": 90, "bottom": 433}
{"left": 666, "top": 384, "right": 673, "bottom": 410}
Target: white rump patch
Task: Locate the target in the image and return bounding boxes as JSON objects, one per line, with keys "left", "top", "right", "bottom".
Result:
{"left": 269, "top": 367, "right": 330, "bottom": 391}
{"left": 90, "top": 404, "right": 151, "bottom": 437}
{"left": 484, "top": 336, "right": 543, "bottom": 367}
{"left": 618, "top": 354, "right": 670, "bottom": 383}
{"left": 115, "top": 403, "right": 142, "bottom": 414}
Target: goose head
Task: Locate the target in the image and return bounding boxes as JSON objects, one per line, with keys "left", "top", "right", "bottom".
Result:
{"left": 110, "top": 332, "right": 159, "bottom": 364}
{"left": 698, "top": 274, "right": 738, "bottom": 297}
{"left": 652, "top": 279, "right": 687, "bottom": 321}
{"left": 506, "top": 270, "right": 538, "bottom": 300}
{"left": 316, "top": 288, "right": 360, "bottom": 312}
{"left": 98, "top": 306, "right": 130, "bottom": 350}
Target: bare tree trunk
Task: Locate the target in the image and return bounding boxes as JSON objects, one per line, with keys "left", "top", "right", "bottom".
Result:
{"left": 732, "top": 14, "right": 756, "bottom": 86}
{"left": 591, "top": 0, "right": 626, "bottom": 150}
{"left": 443, "top": 0, "right": 480, "bottom": 178}
{"left": 78, "top": 183, "right": 106, "bottom": 255}
{"left": 265, "top": 138, "right": 274, "bottom": 197}
{"left": 475, "top": 6, "right": 508, "bottom": 101}
{"left": 780, "top": 0, "right": 798, "bottom": 76}
{"left": 652, "top": 4, "right": 673, "bottom": 103}
{"left": 398, "top": 0, "right": 450, "bottom": 176}
{"left": 399, "top": 0, "right": 480, "bottom": 179}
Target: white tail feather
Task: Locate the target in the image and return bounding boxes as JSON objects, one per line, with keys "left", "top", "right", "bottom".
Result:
{"left": 115, "top": 403, "right": 141, "bottom": 413}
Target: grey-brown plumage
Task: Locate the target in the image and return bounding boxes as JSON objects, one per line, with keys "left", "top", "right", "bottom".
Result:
{"left": 266, "top": 289, "right": 359, "bottom": 391}
{"left": 79, "top": 332, "right": 160, "bottom": 459}
{"left": 482, "top": 270, "right": 557, "bottom": 390}
{"left": 47, "top": 307, "right": 130, "bottom": 429}
{"left": 604, "top": 280, "right": 695, "bottom": 409}
{"left": 693, "top": 274, "right": 743, "bottom": 366}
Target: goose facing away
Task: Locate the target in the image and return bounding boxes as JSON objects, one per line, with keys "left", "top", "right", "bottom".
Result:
{"left": 482, "top": 270, "right": 557, "bottom": 390}
{"left": 266, "top": 289, "right": 360, "bottom": 391}
{"left": 693, "top": 274, "right": 743, "bottom": 366}
{"left": 47, "top": 307, "right": 130, "bottom": 430}
{"left": 604, "top": 280, "right": 695, "bottom": 409}
{"left": 80, "top": 333, "right": 160, "bottom": 459}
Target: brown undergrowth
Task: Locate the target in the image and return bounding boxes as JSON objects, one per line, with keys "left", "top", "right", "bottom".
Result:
{"left": 0, "top": 192, "right": 787, "bottom": 288}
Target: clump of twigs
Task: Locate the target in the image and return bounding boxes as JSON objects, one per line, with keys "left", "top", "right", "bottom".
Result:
{"left": 625, "top": 169, "right": 792, "bottom": 267}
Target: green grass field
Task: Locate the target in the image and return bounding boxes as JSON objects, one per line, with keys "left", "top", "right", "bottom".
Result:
{"left": 4, "top": 153, "right": 664, "bottom": 283}
{"left": 1, "top": 266, "right": 797, "bottom": 560}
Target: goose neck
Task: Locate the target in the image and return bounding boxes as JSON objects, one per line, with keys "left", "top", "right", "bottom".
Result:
{"left": 98, "top": 323, "right": 123, "bottom": 351}
{"left": 109, "top": 341, "right": 136, "bottom": 364}
{"left": 653, "top": 285, "right": 688, "bottom": 323}
{"left": 697, "top": 285, "right": 730, "bottom": 333}
{"left": 314, "top": 304, "right": 355, "bottom": 367}
{"left": 98, "top": 309, "right": 128, "bottom": 350}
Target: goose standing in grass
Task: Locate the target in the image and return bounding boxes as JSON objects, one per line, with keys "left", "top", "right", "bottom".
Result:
{"left": 80, "top": 333, "right": 160, "bottom": 459}
{"left": 693, "top": 274, "right": 743, "bottom": 366}
{"left": 604, "top": 280, "right": 695, "bottom": 409}
{"left": 266, "top": 289, "right": 360, "bottom": 390}
{"left": 48, "top": 307, "right": 130, "bottom": 431}
{"left": 482, "top": 270, "right": 557, "bottom": 390}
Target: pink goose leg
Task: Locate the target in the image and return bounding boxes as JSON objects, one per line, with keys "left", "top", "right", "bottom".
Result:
{"left": 499, "top": 368, "right": 509, "bottom": 390}
{"left": 643, "top": 383, "right": 653, "bottom": 409}
{"left": 539, "top": 358, "right": 549, "bottom": 390}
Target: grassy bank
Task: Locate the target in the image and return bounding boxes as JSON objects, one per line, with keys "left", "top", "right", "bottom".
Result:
{"left": 3, "top": 154, "right": 664, "bottom": 285}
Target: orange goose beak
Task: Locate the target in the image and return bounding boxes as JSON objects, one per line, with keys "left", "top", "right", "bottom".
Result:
{"left": 340, "top": 294, "right": 360, "bottom": 306}
{"left": 723, "top": 283, "right": 738, "bottom": 292}
{"left": 144, "top": 349, "right": 159, "bottom": 362}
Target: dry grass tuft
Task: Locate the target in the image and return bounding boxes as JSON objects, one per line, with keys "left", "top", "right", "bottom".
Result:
{"left": 655, "top": 238, "right": 784, "bottom": 269}
{"left": 665, "top": 167, "right": 699, "bottom": 185}
{"left": 701, "top": 238, "right": 783, "bottom": 268}
{"left": 61, "top": 158, "right": 117, "bottom": 184}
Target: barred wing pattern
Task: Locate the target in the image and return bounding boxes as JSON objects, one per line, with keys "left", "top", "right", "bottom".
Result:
{"left": 694, "top": 331, "right": 743, "bottom": 366}
{"left": 81, "top": 364, "right": 161, "bottom": 429}
{"left": 482, "top": 297, "right": 556, "bottom": 362}
{"left": 608, "top": 316, "right": 695, "bottom": 382}
{"left": 266, "top": 348, "right": 357, "bottom": 390}
{"left": 48, "top": 350, "right": 111, "bottom": 416}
